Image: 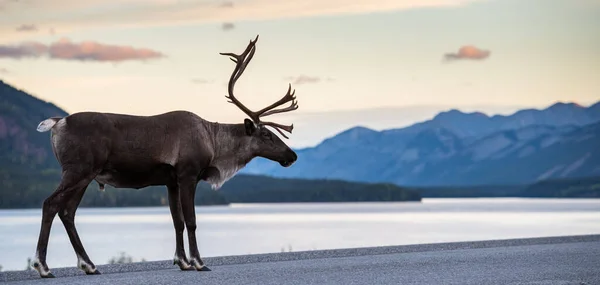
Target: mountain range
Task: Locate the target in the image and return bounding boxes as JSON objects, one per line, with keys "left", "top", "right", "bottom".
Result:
{"left": 2, "top": 78, "right": 599, "bottom": 188}
{"left": 242, "top": 101, "right": 600, "bottom": 186}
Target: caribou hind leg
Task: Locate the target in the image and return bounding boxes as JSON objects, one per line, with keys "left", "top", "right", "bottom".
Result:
{"left": 32, "top": 171, "right": 95, "bottom": 278}
{"left": 179, "top": 178, "right": 210, "bottom": 271}
{"left": 58, "top": 183, "right": 100, "bottom": 275}
{"left": 167, "top": 181, "right": 194, "bottom": 271}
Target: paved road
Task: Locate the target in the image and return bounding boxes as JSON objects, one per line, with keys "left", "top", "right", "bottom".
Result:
{"left": 2, "top": 235, "right": 599, "bottom": 285}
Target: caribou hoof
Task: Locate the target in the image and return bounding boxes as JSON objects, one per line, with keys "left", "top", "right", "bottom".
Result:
{"left": 86, "top": 269, "right": 101, "bottom": 275}
{"left": 174, "top": 259, "right": 194, "bottom": 271}
{"left": 32, "top": 261, "right": 54, "bottom": 278}
{"left": 41, "top": 273, "right": 56, "bottom": 279}
{"left": 190, "top": 258, "right": 210, "bottom": 272}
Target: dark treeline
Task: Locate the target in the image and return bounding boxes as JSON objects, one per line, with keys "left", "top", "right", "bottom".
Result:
{"left": 413, "top": 176, "right": 600, "bottom": 198}
{"left": 414, "top": 184, "right": 524, "bottom": 198}
{"left": 518, "top": 176, "right": 600, "bottom": 198}
{"left": 0, "top": 170, "right": 421, "bottom": 209}
{"left": 2, "top": 167, "right": 599, "bottom": 209}
{"left": 220, "top": 174, "right": 421, "bottom": 203}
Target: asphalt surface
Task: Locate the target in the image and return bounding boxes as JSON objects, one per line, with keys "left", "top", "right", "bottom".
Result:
{"left": 1, "top": 235, "right": 599, "bottom": 285}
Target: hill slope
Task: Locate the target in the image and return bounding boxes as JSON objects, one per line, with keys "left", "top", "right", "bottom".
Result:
{"left": 0, "top": 79, "right": 68, "bottom": 172}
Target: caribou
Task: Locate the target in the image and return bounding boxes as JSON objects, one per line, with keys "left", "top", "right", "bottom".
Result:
{"left": 32, "top": 35, "right": 298, "bottom": 278}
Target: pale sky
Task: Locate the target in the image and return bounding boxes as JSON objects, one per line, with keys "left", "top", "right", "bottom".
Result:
{"left": 1, "top": 0, "right": 599, "bottom": 147}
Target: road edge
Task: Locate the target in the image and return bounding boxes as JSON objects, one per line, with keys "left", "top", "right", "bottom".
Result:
{"left": 2, "top": 234, "right": 599, "bottom": 282}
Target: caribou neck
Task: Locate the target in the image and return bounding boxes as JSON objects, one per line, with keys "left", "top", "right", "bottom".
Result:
{"left": 208, "top": 122, "right": 255, "bottom": 169}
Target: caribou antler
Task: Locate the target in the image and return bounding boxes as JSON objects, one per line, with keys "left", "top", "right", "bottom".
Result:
{"left": 219, "top": 35, "right": 260, "bottom": 123}
{"left": 255, "top": 83, "right": 298, "bottom": 118}
{"left": 220, "top": 35, "right": 298, "bottom": 138}
{"left": 260, "top": 121, "right": 294, "bottom": 139}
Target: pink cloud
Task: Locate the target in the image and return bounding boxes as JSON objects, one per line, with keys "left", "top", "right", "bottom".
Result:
{"left": 444, "top": 45, "right": 490, "bottom": 61}
{"left": 0, "top": 38, "right": 165, "bottom": 63}
{"left": 47, "top": 38, "right": 165, "bottom": 62}
{"left": 0, "top": 41, "right": 47, "bottom": 59}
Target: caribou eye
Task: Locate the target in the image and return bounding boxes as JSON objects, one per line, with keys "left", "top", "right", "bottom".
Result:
{"left": 262, "top": 131, "right": 272, "bottom": 140}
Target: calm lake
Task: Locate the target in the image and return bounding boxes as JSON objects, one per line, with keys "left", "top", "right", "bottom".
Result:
{"left": 1, "top": 198, "right": 599, "bottom": 271}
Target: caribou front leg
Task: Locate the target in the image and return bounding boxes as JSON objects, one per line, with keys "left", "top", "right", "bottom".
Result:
{"left": 167, "top": 181, "right": 194, "bottom": 271}
{"left": 179, "top": 178, "right": 211, "bottom": 271}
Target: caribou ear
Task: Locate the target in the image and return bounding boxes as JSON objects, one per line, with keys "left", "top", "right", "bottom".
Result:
{"left": 244, "top": 119, "right": 256, "bottom": 136}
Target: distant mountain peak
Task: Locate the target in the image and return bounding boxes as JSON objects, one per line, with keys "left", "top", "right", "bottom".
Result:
{"left": 548, "top": 101, "right": 585, "bottom": 110}
{"left": 345, "top": 126, "right": 376, "bottom": 133}
{"left": 334, "top": 126, "right": 378, "bottom": 140}
{"left": 315, "top": 125, "right": 378, "bottom": 148}
{"left": 433, "top": 109, "right": 489, "bottom": 121}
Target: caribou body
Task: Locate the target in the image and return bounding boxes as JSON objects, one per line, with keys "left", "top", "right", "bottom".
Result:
{"left": 31, "top": 35, "right": 298, "bottom": 278}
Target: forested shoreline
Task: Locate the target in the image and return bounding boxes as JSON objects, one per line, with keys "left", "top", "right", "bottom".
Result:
{"left": 1, "top": 168, "right": 599, "bottom": 210}
{"left": 0, "top": 171, "right": 422, "bottom": 209}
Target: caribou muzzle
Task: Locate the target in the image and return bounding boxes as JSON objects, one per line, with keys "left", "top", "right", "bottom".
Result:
{"left": 279, "top": 150, "right": 297, "bottom": 167}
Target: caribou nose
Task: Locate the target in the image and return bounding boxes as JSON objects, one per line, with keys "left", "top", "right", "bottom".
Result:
{"left": 290, "top": 150, "right": 298, "bottom": 162}
{"left": 280, "top": 150, "right": 297, "bottom": 167}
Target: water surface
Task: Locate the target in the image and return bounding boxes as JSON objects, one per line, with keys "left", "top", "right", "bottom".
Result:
{"left": 0, "top": 198, "right": 599, "bottom": 271}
